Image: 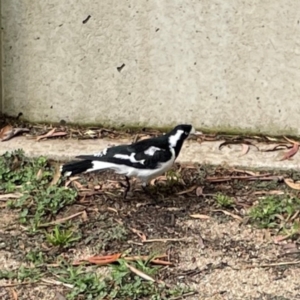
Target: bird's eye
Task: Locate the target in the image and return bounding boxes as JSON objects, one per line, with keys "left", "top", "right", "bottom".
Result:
{"left": 185, "top": 131, "right": 189, "bottom": 135}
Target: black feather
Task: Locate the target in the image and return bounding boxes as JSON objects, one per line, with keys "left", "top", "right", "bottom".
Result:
{"left": 60, "top": 160, "right": 93, "bottom": 176}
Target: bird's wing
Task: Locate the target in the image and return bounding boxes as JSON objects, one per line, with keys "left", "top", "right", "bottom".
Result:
{"left": 127, "top": 135, "right": 169, "bottom": 153}
{"left": 76, "top": 140, "right": 172, "bottom": 170}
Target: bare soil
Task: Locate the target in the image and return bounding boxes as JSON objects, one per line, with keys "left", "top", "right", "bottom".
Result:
{"left": 1, "top": 165, "right": 300, "bottom": 300}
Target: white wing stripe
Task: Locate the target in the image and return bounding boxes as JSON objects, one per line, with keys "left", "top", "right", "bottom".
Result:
{"left": 144, "top": 146, "right": 161, "bottom": 156}
{"left": 114, "top": 153, "right": 145, "bottom": 165}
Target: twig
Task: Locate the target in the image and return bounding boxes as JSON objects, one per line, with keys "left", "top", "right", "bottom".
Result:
{"left": 38, "top": 211, "right": 84, "bottom": 228}
{"left": 143, "top": 238, "right": 187, "bottom": 243}
{"left": 212, "top": 209, "right": 243, "bottom": 221}
{"left": 124, "top": 262, "right": 156, "bottom": 282}
{"left": 206, "top": 175, "right": 282, "bottom": 183}
{"left": 246, "top": 260, "right": 300, "bottom": 268}
{"left": 0, "top": 281, "right": 38, "bottom": 288}
{"left": 40, "top": 278, "right": 74, "bottom": 288}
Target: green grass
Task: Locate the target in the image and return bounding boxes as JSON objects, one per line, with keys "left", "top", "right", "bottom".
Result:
{"left": 248, "top": 195, "right": 300, "bottom": 228}
{"left": 52, "top": 259, "right": 191, "bottom": 300}
{"left": 214, "top": 193, "right": 234, "bottom": 208}
{"left": 0, "top": 150, "right": 193, "bottom": 299}
{"left": 0, "top": 149, "right": 77, "bottom": 228}
{"left": 46, "top": 225, "right": 81, "bottom": 247}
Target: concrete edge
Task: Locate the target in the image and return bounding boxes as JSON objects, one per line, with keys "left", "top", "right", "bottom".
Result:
{"left": 0, "top": 136, "right": 299, "bottom": 171}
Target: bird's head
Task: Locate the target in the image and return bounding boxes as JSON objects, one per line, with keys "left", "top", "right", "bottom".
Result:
{"left": 167, "top": 124, "right": 199, "bottom": 157}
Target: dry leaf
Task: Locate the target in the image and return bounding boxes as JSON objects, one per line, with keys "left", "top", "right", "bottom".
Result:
{"left": 232, "top": 168, "right": 259, "bottom": 176}
{"left": 65, "top": 176, "right": 81, "bottom": 187}
{"left": 284, "top": 178, "right": 300, "bottom": 190}
{"left": 36, "top": 128, "right": 67, "bottom": 141}
{"left": 125, "top": 262, "right": 156, "bottom": 282}
{"left": 176, "top": 185, "right": 197, "bottom": 195}
{"left": 280, "top": 143, "right": 299, "bottom": 161}
{"left": 190, "top": 214, "right": 210, "bottom": 220}
{"left": 261, "top": 144, "right": 291, "bottom": 152}
{"left": 219, "top": 140, "right": 258, "bottom": 151}
{"left": 0, "top": 192, "right": 23, "bottom": 201}
{"left": 49, "top": 165, "right": 61, "bottom": 186}
{"left": 212, "top": 209, "right": 243, "bottom": 221}
{"left": 0, "top": 125, "right": 29, "bottom": 141}
{"left": 253, "top": 190, "right": 284, "bottom": 195}
{"left": 130, "top": 227, "right": 147, "bottom": 241}
{"left": 273, "top": 235, "right": 290, "bottom": 243}
{"left": 36, "top": 169, "right": 43, "bottom": 180}
{"left": 240, "top": 144, "right": 250, "bottom": 156}
{"left": 283, "top": 136, "right": 300, "bottom": 145}
{"left": 196, "top": 186, "right": 203, "bottom": 196}
{"left": 10, "top": 288, "right": 18, "bottom": 300}
{"left": 81, "top": 210, "right": 88, "bottom": 222}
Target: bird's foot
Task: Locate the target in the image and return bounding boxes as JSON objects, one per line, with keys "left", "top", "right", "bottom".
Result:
{"left": 142, "top": 183, "right": 159, "bottom": 202}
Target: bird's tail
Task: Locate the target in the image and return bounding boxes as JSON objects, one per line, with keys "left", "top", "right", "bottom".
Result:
{"left": 60, "top": 160, "right": 94, "bottom": 177}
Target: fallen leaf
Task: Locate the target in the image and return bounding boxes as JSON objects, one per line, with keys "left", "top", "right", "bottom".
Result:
{"left": 10, "top": 288, "right": 18, "bottom": 300}
{"left": 176, "top": 185, "right": 197, "bottom": 195}
{"left": 273, "top": 235, "right": 290, "bottom": 243}
{"left": 283, "top": 136, "right": 300, "bottom": 145}
{"left": 72, "top": 180, "right": 86, "bottom": 191}
{"left": 36, "top": 169, "right": 43, "bottom": 180}
{"left": 38, "top": 211, "right": 84, "bottom": 228}
{"left": 49, "top": 165, "right": 61, "bottom": 186}
{"left": 36, "top": 128, "right": 67, "bottom": 141}
{"left": 125, "top": 262, "right": 156, "bottom": 282}
{"left": 280, "top": 143, "right": 299, "bottom": 161}
{"left": 0, "top": 125, "right": 29, "bottom": 141}
{"left": 212, "top": 209, "right": 243, "bottom": 221}
{"left": 253, "top": 190, "right": 284, "bottom": 195}
{"left": 75, "top": 253, "right": 122, "bottom": 265}
{"left": 231, "top": 168, "right": 259, "bottom": 176}
{"left": 0, "top": 192, "right": 23, "bottom": 201}
{"left": 65, "top": 176, "right": 81, "bottom": 187}
{"left": 265, "top": 136, "right": 281, "bottom": 142}
{"left": 81, "top": 210, "right": 88, "bottom": 222}
{"left": 130, "top": 227, "right": 147, "bottom": 241}
{"left": 240, "top": 144, "right": 250, "bottom": 156}
{"left": 260, "top": 144, "right": 292, "bottom": 152}
{"left": 196, "top": 186, "right": 203, "bottom": 196}
{"left": 219, "top": 140, "right": 259, "bottom": 151}
{"left": 190, "top": 214, "right": 210, "bottom": 220}
{"left": 284, "top": 178, "right": 300, "bottom": 190}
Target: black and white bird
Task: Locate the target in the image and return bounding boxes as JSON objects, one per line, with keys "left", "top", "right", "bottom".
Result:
{"left": 60, "top": 124, "right": 196, "bottom": 197}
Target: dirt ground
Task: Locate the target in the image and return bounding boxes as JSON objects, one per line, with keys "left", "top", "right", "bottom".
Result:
{"left": 1, "top": 164, "right": 300, "bottom": 300}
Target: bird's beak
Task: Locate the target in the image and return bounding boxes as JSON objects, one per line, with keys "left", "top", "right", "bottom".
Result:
{"left": 187, "top": 127, "right": 202, "bottom": 139}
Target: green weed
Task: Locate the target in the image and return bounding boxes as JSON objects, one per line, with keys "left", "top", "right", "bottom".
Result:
{"left": 46, "top": 225, "right": 81, "bottom": 247}
{"left": 214, "top": 193, "right": 234, "bottom": 208}
{"left": 1, "top": 150, "right": 77, "bottom": 227}
{"left": 249, "top": 195, "right": 300, "bottom": 228}
{"left": 54, "top": 259, "right": 191, "bottom": 300}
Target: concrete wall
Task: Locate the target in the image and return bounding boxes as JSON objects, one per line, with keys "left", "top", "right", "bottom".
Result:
{"left": 2, "top": 1, "right": 300, "bottom": 134}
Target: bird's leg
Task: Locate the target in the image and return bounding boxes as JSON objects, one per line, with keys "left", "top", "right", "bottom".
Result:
{"left": 123, "top": 176, "right": 131, "bottom": 199}
{"left": 142, "top": 182, "right": 158, "bottom": 201}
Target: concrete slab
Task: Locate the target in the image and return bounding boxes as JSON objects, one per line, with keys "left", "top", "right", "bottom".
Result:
{"left": 1, "top": 136, "right": 299, "bottom": 170}
{"left": 2, "top": 1, "right": 300, "bottom": 134}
